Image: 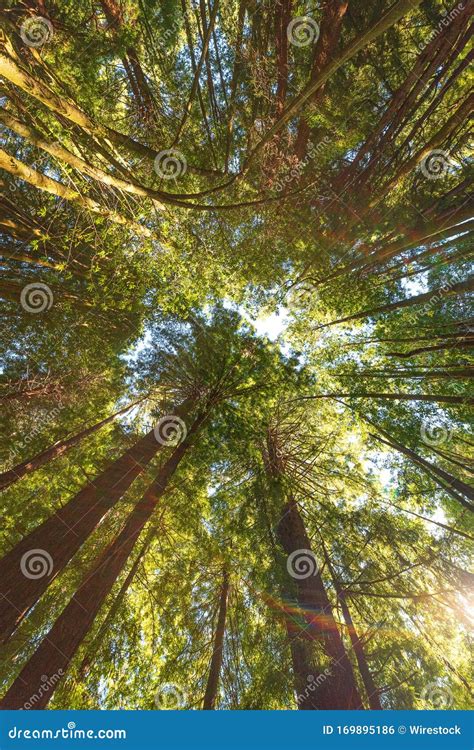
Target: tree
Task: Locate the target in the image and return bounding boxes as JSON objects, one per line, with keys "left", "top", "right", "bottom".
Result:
{"left": 0, "top": 0, "right": 472, "bottom": 712}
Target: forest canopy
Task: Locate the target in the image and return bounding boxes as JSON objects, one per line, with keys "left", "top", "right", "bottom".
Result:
{"left": 0, "top": 0, "right": 472, "bottom": 712}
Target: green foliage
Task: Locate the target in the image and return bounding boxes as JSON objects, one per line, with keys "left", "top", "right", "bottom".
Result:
{"left": 0, "top": 0, "right": 472, "bottom": 712}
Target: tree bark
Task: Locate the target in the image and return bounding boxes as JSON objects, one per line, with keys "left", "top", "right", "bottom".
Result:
{"left": 276, "top": 497, "right": 362, "bottom": 709}
{"left": 0, "top": 147, "right": 151, "bottom": 236}
{"left": 387, "top": 339, "right": 474, "bottom": 358}
{"left": 321, "top": 544, "right": 382, "bottom": 709}
{"left": 0, "top": 399, "right": 193, "bottom": 643}
{"left": 203, "top": 568, "right": 229, "bottom": 709}
{"left": 274, "top": 0, "right": 292, "bottom": 115}
{"left": 294, "top": 0, "right": 348, "bottom": 159}
{"left": 299, "top": 392, "right": 473, "bottom": 408}
{"left": 0, "top": 396, "right": 146, "bottom": 491}
{"left": 99, "top": 0, "right": 157, "bottom": 122}
{"left": 0, "top": 408, "right": 208, "bottom": 709}
{"left": 319, "top": 276, "right": 474, "bottom": 328}
{"left": 78, "top": 535, "right": 151, "bottom": 678}
{"left": 371, "top": 430, "right": 474, "bottom": 511}
{"left": 244, "top": 0, "right": 423, "bottom": 170}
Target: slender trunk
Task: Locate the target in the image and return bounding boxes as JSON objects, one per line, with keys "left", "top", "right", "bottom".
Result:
{"left": 387, "top": 339, "right": 474, "bottom": 358}
{"left": 388, "top": 503, "right": 474, "bottom": 541}
{"left": 424, "top": 444, "right": 473, "bottom": 475}
{"left": 294, "top": 0, "right": 348, "bottom": 159}
{"left": 0, "top": 409, "right": 208, "bottom": 709}
{"left": 224, "top": 0, "right": 245, "bottom": 172}
{"left": 321, "top": 544, "right": 382, "bottom": 709}
{"left": 343, "top": 367, "right": 473, "bottom": 380}
{"left": 372, "top": 94, "right": 473, "bottom": 205}
{"left": 78, "top": 535, "right": 151, "bottom": 678}
{"left": 0, "top": 396, "right": 145, "bottom": 491}
{"left": 245, "top": 0, "right": 423, "bottom": 169}
{"left": 99, "top": 0, "right": 156, "bottom": 121}
{"left": 274, "top": 0, "right": 292, "bottom": 115}
{"left": 173, "top": 0, "right": 220, "bottom": 145}
{"left": 320, "top": 276, "right": 474, "bottom": 328}
{"left": 0, "top": 43, "right": 219, "bottom": 178}
{"left": 0, "top": 399, "right": 193, "bottom": 643}
{"left": 0, "top": 45, "right": 145, "bottom": 161}
{"left": 360, "top": 206, "right": 473, "bottom": 273}
{"left": 276, "top": 497, "right": 362, "bottom": 709}
{"left": 322, "top": 204, "right": 472, "bottom": 283}
{"left": 301, "top": 392, "right": 473, "bottom": 406}
{"left": 203, "top": 568, "right": 229, "bottom": 709}
{"left": 371, "top": 430, "right": 474, "bottom": 511}
{"left": 0, "top": 147, "right": 151, "bottom": 236}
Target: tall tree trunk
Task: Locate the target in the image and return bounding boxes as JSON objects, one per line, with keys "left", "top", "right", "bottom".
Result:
{"left": 371, "top": 429, "right": 474, "bottom": 511}
{"left": 0, "top": 147, "right": 151, "bottom": 236}
{"left": 294, "top": 0, "right": 348, "bottom": 159}
{"left": 322, "top": 204, "right": 472, "bottom": 283}
{"left": 99, "top": 0, "right": 157, "bottom": 122}
{"left": 320, "top": 276, "right": 474, "bottom": 328}
{"left": 276, "top": 496, "right": 362, "bottom": 709}
{"left": 203, "top": 568, "right": 229, "bottom": 709}
{"left": 0, "top": 409, "right": 208, "bottom": 709}
{"left": 245, "top": 0, "right": 423, "bottom": 168}
{"left": 0, "top": 44, "right": 147, "bottom": 160}
{"left": 0, "top": 396, "right": 145, "bottom": 491}
{"left": 78, "top": 534, "right": 152, "bottom": 678}
{"left": 343, "top": 367, "right": 473, "bottom": 380}
{"left": 274, "top": 0, "right": 292, "bottom": 115}
{"left": 0, "top": 399, "right": 193, "bottom": 643}
{"left": 322, "top": 543, "right": 382, "bottom": 709}
{"left": 387, "top": 339, "right": 474, "bottom": 358}
{"left": 304, "top": 392, "right": 473, "bottom": 406}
